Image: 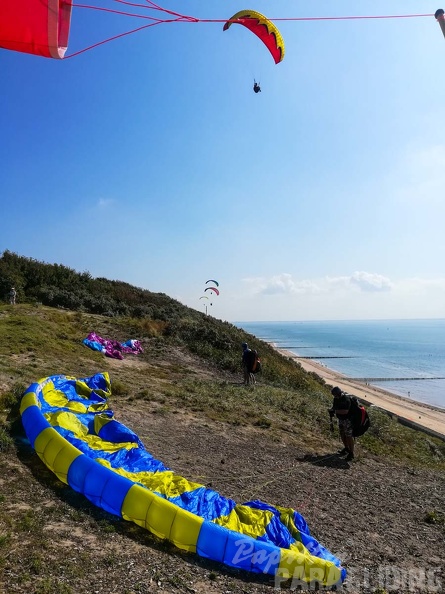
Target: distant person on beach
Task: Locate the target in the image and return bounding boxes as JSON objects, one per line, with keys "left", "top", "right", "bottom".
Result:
{"left": 329, "top": 386, "right": 355, "bottom": 461}
{"left": 9, "top": 287, "right": 17, "bottom": 305}
{"left": 241, "top": 342, "right": 255, "bottom": 386}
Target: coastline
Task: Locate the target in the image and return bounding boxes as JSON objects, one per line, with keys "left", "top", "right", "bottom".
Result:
{"left": 272, "top": 344, "right": 445, "bottom": 440}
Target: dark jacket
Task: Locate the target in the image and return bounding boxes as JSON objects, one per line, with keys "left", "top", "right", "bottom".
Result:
{"left": 331, "top": 393, "right": 352, "bottom": 420}
{"left": 242, "top": 349, "right": 257, "bottom": 372}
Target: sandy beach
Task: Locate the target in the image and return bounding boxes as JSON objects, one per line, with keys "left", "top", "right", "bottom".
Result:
{"left": 274, "top": 346, "right": 445, "bottom": 440}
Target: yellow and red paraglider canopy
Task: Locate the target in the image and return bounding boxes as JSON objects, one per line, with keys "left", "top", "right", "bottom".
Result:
{"left": 223, "top": 9, "right": 285, "bottom": 64}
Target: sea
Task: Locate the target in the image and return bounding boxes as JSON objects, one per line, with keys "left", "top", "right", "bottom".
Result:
{"left": 235, "top": 319, "right": 445, "bottom": 410}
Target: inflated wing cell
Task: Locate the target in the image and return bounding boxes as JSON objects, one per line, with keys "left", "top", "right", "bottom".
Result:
{"left": 223, "top": 10, "right": 285, "bottom": 64}
{"left": 0, "top": 0, "right": 72, "bottom": 58}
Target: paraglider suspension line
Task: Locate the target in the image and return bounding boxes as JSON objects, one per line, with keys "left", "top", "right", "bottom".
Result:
{"left": 67, "top": 3, "right": 435, "bottom": 59}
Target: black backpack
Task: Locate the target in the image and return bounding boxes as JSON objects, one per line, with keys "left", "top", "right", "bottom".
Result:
{"left": 349, "top": 396, "right": 370, "bottom": 437}
{"left": 246, "top": 350, "right": 261, "bottom": 374}
{"left": 252, "top": 352, "right": 262, "bottom": 374}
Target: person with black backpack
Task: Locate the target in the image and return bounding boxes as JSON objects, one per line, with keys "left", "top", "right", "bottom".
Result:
{"left": 329, "top": 386, "right": 356, "bottom": 461}
{"left": 329, "top": 386, "right": 371, "bottom": 461}
{"left": 241, "top": 342, "right": 257, "bottom": 386}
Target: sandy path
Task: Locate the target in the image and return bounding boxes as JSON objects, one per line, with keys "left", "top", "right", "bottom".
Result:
{"left": 274, "top": 346, "right": 445, "bottom": 440}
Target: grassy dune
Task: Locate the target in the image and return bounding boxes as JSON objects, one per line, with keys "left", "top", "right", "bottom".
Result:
{"left": 1, "top": 303, "right": 445, "bottom": 594}
{"left": 1, "top": 304, "right": 444, "bottom": 468}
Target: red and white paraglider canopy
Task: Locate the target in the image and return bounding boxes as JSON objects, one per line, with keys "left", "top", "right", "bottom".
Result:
{"left": 0, "top": 0, "right": 73, "bottom": 59}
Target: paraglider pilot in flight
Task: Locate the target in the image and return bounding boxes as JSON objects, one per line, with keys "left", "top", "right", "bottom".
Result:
{"left": 253, "top": 80, "right": 261, "bottom": 93}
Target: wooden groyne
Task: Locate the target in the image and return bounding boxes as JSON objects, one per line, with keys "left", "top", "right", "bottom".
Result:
{"left": 299, "top": 356, "right": 357, "bottom": 359}
{"left": 352, "top": 377, "right": 445, "bottom": 382}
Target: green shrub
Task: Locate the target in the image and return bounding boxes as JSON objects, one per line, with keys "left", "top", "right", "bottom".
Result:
{"left": 0, "top": 383, "right": 25, "bottom": 411}
{"left": 111, "top": 379, "right": 129, "bottom": 396}
{"left": 0, "top": 426, "right": 14, "bottom": 452}
{"left": 424, "top": 510, "right": 445, "bottom": 524}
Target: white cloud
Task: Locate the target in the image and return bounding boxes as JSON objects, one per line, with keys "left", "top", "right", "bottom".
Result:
{"left": 244, "top": 271, "right": 393, "bottom": 295}
{"left": 244, "top": 273, "right": 321, "bottom": 296}
{"left": 97, "top": 198, "right": 116, "bottom": 208}
{"left": 221, "top": 273, "right": 445, "bottom": 321}
{"left": 349, "top": 271, "right": 393, "bottom": 292}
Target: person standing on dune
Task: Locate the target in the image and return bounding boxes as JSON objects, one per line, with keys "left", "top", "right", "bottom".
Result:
{"left": 329, "top": 386, "right": 355, "bottom": 461}
{"left": 241, "top": 342, "right": 255, "bottom": 386}
{"left": 9, "top": 287, "right": 17, "bottom": 305}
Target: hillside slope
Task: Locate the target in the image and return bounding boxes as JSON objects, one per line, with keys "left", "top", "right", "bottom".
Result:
{"left": 1, "top": 304, "right": 444, "bottom": 594}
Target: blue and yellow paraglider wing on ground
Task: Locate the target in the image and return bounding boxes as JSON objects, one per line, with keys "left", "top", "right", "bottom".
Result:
{"left": 20, "top": 373, "right": 345, "bottom": 586}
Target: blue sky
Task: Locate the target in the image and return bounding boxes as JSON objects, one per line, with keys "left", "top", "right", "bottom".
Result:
{"left": 1, "top": 1, "right": 445, "bottom": 322}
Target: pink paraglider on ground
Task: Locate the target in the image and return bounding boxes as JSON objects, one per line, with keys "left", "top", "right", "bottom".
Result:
{"left": 83, "top": 332, "right": 143, "bottom": 360}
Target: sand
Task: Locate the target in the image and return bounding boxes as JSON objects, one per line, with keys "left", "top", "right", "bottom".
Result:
{"left": 273, "top": 346, "right": 445, "bottom": 440}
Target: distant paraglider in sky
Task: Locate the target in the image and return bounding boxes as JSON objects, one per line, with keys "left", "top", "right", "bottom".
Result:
{"left": 200, "top": 295, "right": 212, "bottom": 308}
{"left": 200, "top": 279, "right": 219, "bottom": 313}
